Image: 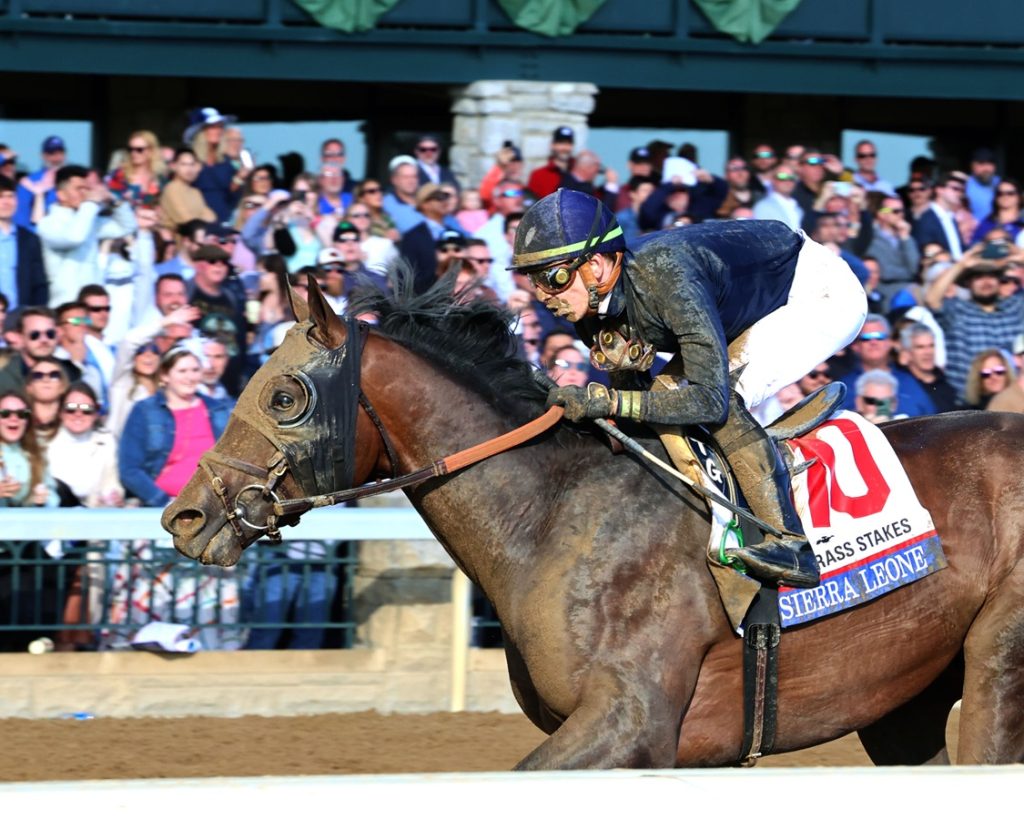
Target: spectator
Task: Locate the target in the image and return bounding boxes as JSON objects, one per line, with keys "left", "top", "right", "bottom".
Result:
{"left": 24, "top": 354, "right": 70, "bottom": 449}
{"left": 560, "top": 149, "right": 619, "bottom": 210}
{"left": 478, "top": 141, "right": 525, "bottom": 213}
{"left": 0, "top": 175, "right": 49, "bottom": 310}
{"left": 37, "top": 165, "right": 136, "bottom": 308}
{"left": 839, "top": 313, "right": 935, "bottom": 417}
{"left": 239, "top": 163, "right": 277, "bottom": 204}
{"left": 963, "top": 347, "right": 1015, "bottom": 410}
{"left": 792, "top": 148, "right": 830, "bottom": 229}
{"left": 912, "top": 172, "right": 966, "bottom": 259}
{"left": 0, "top": 388, "right": 61, "bottom": 653}
{"left": 187, "top": 107, "right": 245, "bottom": 223}
{"left": 717, "top": 156, "right": 759, "bottom": 216}
{"left": 14, "top": 135, "right": 66, "bottom": 230}
{"left": 904, "top": 177, "right": 933, "bottom": 223}
{"left": 77, "top": 284, "right": 115, "bottom": 352}
{"left": 106, "top": 130, "right": 166, "bottom": 208}
{"left": 616, "top": 175, "right": 656, "bottom": 243}
{"left": 316, "top": 164, "right": 350, "bottom": 219}
{"left": 473, "top": 180, "right": 524, "bottom": 300}
{"left": 47, "top": 381, "right": 123, "bottom": 508}
{"left": 434, "top": 228, "right": 465, "bottom": 282}
{"left": 454, "top": 188, "right": 489, "bottom": 234}
{"left": 320, "top": 137, "right": 356, "bottom": 193}
{"left": 973, "top": 179, "right": 1024, "bottom": 244}
{"left": 749, "top": 143, "right": 778, "bottom": 197}
{"left": 54, "top": 301, "right": 107, "bottom": 411}
{"left": 159, "top": 147, "right": 216, "bottom": 233}
{"left": 399, "top": 184, "right": 459, "bottom": 294}
{"left": 613, "top": 146, "right": 655, "bottom": 212}
{"left": 118, "top": 346, "right": 232, "bottom": 507}
{"left": 546, "top": 344, "right": 589, "bottom": 387}
{"left": 382, "top": 155, "right": 425, "bottom": 235}
{"left": 269, "top": 197, "right": 322, "bottom": 272}
{"left": 851, "top": 140, "right": 896, "bottom": 196}
{"left": 752, "top": 167, "right": 803, "bottom": 230}
{"left": 854, "top": 370, "right": 906, "bottom": 423}
{"left": 331, "top": 217, "right": 391, "bottom": 288}
{"left": 0, "top": 145, "right": 17, "bottom": 182}
{"left": 896, "top": 322, "right": 958, "bottom": 413}
{"left": 528, "top": 126, "right": 576, "bottom": 200}
{"left": 414, "top": 134, "right": 459, "bottom": 192}
{"left": 0, "top": 307, "right": 77, "bottom": 394}
{"left": 988, "top": 335, "right": 1024, "bottom": 412}
{"left": 197, "top": 337, "right": 230, "bottom": 401}
{"left": 353, "top": 178, "right": 398, "bottom": 240}
{"left": 866, "top": 194, "right": 920, "bottom": 309}
{"left": 966, "top": 148, "right": 1000, "bottom": 222}
{"left": 924, "top": 244, "right": 1024, "bottom": 398}
{"left": 186, "top": 244, "right": 247, "bottom": 395}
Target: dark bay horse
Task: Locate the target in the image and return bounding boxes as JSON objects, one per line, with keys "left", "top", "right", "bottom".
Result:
{"left": 163, "top": 277, "right": 1024, "bottom": 769}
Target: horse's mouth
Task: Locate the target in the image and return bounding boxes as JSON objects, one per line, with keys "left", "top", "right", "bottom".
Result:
{"left": 196, "top": 526, "right": 248, "bottom": 567}
{"left": 163, "top": 504, "right": 252, "bottom": 567}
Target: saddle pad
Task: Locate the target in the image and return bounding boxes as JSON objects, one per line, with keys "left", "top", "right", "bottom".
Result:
{"left": 780, "top": 411, "right": 946, "bottom": 628}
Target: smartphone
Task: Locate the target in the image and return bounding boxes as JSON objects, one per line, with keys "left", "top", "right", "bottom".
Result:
{"left": 833, "top": 181, "right": 852, "bottom": 197}
{"left": 239, "top": 149, "right": 254, "bottom": 169}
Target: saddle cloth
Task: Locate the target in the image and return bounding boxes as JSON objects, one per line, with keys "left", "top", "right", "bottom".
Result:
{"left": 658, "top": 412, "right": 946, "bottom": 632}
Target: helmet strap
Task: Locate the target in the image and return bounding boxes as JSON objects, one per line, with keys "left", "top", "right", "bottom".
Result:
{"left": 566, "top": 204, "right": 618, "bottom": 312}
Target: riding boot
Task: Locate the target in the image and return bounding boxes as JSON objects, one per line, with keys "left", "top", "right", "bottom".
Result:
{"left": 710, "top": 391, "right": 821, "bottom": 589}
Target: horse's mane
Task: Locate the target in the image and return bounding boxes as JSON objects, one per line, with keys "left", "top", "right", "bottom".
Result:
{"left": 349, "top": 271, "right": 548, "bottom": 418}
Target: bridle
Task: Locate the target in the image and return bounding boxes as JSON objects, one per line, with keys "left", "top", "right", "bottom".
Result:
{"left": 198, "top": 316, "right": 562, "bottom": 542}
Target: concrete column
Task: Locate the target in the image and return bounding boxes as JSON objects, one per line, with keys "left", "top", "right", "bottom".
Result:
{"left": 449, "top": 80, "right": 599, "bottom": 190}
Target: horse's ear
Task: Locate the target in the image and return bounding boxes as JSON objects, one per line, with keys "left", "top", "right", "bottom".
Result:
{"left": 284, "top": 270, "right": 309, "bottom": 323}
{"left": 305, "top": 272, "right": 347, "bottom": 348}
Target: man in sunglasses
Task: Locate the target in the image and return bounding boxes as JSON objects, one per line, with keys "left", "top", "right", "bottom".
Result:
{"left": 866, "top": 195, "right": 920, "bottom": 310}
{"left": 54, "top": 301, "right": 107, "bottom": 412}
{"left": 0, "top": 306, "right": 80, "bottom": 393}
{"left": 851, "top": 140, "right": 896, "bottom": 197}
{"left": 912, "top": 171, "right": 967, "bottom": 259}
{"left": 752, "top": 167, "right": 803, "bottom": 231}
{"left": 838, "top": 314, "right": 935, "bottom": 417}
{"left": 511, "top": 188, "right": 868, "bottom": 589}
{"left": 473, "top": 181, "right": 526, "bottom": 300}
{"left": 414, "top": 134, "right": 459, "bottom": 193}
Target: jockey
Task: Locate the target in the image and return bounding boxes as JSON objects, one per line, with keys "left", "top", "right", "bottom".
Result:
{"left": 510, "top": 189, "right": 867, "bottom": 588}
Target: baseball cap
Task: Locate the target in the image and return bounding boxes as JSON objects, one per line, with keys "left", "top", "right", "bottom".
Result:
{"left": 415, "top": 183, "right": 452, "bottom": 207}
{"left": 192, "top": 244, "right": 231, "bottom": 263}
{"left": 42, "top": 136, "right": 66, "bottom": 154}
{"left": 552, "top": 126, "right": 575, "bottom": 144}
{"left": 629, "top": 147, "right": 651, "bottom": 163}
{"left": 436, "top": 229, "right": 466, "bottom": 248}
{"left": 971, "top": 147, "right": 997, "bottom": 164}
{"left": 317, "top": 247, "right": 345, "bottom": 267}
{"left": 332, "top": 221, "right": 359, "bottom": 241}
{"left": 388, "top": 154, "right": 417, "bottom": 173}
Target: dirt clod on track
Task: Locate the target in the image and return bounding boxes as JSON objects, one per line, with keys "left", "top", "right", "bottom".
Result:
{"left": 0, "top": 711, "right": 870, "bottom": 781}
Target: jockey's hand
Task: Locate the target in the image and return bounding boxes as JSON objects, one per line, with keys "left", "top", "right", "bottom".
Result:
{"left": 546, "top": 383, "right": 614, "bottom": 423}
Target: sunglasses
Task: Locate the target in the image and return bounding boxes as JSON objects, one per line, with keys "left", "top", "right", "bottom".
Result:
{"left": 856, "top": 152, "right": 877, "bottom": 159}
{"left": 86, "top": 304, "right": 111, "bottom": 313}
{"left": 127, "top": 145, "right": 148, "bottom": 153}
{"left": 879, "top": 207, "right": 904, "bottom": 214}
{"left": 63, "top": 316, "right": 92, "bottom": 327}
{"left": 252, "top": 174, "right": 272, "bottom": 182}
{"left": 63, "top": 402, "right": 96, "bottom": 415}
{"left": 28, "top": 328, "right": 57, "bottom": 341}
{"left": 468, "top": 256, "right": 494, "bottom": 265}
{"left": 135, "top": 342, "right": 160, "bottom": 356}
{"left": 416, "top": 145, "right": 439, "bottom": 153}
{"left": 946, "top": 184, "right": 965, "bottom": 193}
{"left": 803, "top": 156, "right": 823, "bottom": 165}
{"left": 361, "top": 186, "right": 382, "bottom": 194}
{"left": 727, "top": 164, "right": 748, "bottom": 172}
{"left": 806, "top": 368, "right": 830, "bottom": 379}
{"left": 438, "top": 244, "right": 463, "bottom": 254}
{"left": 30, "top": 370, "right": 63, "bottom": 381}
{"left": 775, "top": 173, "right": 796, "bottom": 182}
{"left": 909, "top": 185, "right": 928, "bottom": 193}
{"left": 981, "top": 367, "right": 1008, "bottom": 378}
{"left": 348, "top": 211, "right": 371, "bottom": 218}
{"left": 861, "top": 396, "right": 892, "bottom": 408}
{"left": 553, "top": 359, "right": 589, "bottom": 372}
{"left": 754, "top": 150, "right": 775, "bottom": 159}
{"left": 0, "top": 408, "right": 30, "bottom": 420}
{"left": 335, "top": 237, "right": 359, "bottom": 244}
{"left": 859, "top": 331, "right": 889, "bottom": 342}
{"left": 997, "top": 189, "right": 1019, "bottom": 196}
{"left": 320, "top": 264, "right": 345, "bottom": 273}
{"left": 322, "top": 150, "right": 345, "bottom": 158}
{"left": 500, "top": 189, "right": 524, "bottom": 198}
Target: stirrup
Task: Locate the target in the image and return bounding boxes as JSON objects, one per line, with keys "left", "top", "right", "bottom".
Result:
{"left": 726, "top": 538, "right": 820, "bottom": 589}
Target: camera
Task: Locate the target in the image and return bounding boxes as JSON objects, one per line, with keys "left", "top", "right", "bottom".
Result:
{"left": 982, "top": 239, "right": 1011, "bottom": 261}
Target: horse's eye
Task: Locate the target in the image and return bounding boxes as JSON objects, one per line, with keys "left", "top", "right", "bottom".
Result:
{"left": 272, "top": 392, "right": 295, "bottom": 411}
{"left": 260, "top": 375, "right": 313, "bottom": 427}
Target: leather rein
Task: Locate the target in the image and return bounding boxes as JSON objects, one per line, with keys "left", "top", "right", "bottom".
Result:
{"left": 199, "top": 320, "right": 563, "bottom": 541}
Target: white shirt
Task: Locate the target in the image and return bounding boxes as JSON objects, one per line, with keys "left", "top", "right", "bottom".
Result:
{"left": 37, "top": 201, "right": 136, "bottom": 307}
{"left": 473, "top": 214, "right": 516, "bottom": 302}
{"left": 930, "top": 203, "right": 963, "bottom": 260}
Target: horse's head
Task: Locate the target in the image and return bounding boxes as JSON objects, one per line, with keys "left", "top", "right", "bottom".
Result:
{"left": 162, "top": 275, "right": 385, "bottom": 566}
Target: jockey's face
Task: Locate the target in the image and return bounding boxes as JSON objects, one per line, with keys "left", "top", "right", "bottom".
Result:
{"left": 533, "top": 255, "right": 614, "bottom": 323}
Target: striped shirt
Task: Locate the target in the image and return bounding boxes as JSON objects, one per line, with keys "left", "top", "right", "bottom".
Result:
{"left": 935, "top": 292, "right": 1024, "bottom": 398}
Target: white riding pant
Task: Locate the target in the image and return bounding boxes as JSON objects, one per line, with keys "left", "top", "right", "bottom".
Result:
{"left": 732, "top": 235, "right": 867, "bottom": 410}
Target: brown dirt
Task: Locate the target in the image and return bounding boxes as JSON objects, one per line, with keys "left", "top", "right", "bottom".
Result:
{"left": 0, "top": 711, "right": 870, "bottom": 781}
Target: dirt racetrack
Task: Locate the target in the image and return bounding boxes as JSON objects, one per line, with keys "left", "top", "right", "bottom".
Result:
{"left": 0, "top": 711, "right": 871, "bottom": 781}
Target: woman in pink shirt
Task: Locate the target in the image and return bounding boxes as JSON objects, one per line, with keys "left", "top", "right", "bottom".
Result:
{"left": 118, "top": 347, "right": 233, "bottom": 507}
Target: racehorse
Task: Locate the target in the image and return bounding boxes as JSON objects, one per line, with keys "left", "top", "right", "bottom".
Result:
{"left": 162, "top": 275, "right": 1024, "bottom": 769}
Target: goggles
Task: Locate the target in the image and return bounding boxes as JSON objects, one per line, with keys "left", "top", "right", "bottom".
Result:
{"left": 528, "top": 262, "right": 580, "bottom": 296}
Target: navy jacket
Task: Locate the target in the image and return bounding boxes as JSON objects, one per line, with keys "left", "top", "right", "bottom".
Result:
{"left": 118, "top": 391, "right": 234, "bottom": 507}
{"left": 14, "top": 226, "right": 49, "bottom": 307}
{"left": 911, "top": 207, "right": 962, "bottom": 256}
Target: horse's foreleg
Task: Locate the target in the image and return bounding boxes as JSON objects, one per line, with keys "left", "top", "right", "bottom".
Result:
{"left": 513, "top": 674, "right": 689, "bottom": 770}
{"left": 957, "top": 563, "right": 1024, "bottom": 764}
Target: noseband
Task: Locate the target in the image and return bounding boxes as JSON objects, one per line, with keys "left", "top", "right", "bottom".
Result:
{"left": 197, "top": 315, "right": 564, "bottom": 542}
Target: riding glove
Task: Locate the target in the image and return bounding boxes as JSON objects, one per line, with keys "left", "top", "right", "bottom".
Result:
{"left": 546, "top": 383, "right": 615, "bottom": 422}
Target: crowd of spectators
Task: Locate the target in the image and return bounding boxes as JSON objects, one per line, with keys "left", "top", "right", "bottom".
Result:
{"left": 2, "top": 106, "right": 1023, "bottom": 649}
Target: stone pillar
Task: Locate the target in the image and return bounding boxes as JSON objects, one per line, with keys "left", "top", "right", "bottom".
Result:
{"left": 449, "top": 80, "right": 599, "bottom": 190}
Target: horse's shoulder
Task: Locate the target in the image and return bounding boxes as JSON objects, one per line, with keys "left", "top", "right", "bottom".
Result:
{"left": 882, "top": 410, "right": 1024, "bottom": 457}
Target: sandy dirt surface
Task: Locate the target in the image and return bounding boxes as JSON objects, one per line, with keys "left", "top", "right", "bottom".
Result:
{"left": 0, "top": 711, "right": 871, "bottom": 781}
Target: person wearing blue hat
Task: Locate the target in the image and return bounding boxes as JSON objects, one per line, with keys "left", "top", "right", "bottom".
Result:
{"left": 510, "top": 189, "right": 868, "bottom": 588}
{"left": 13, "top": 136, "right": 66, "bottom": 231}
{"left": 185, "top": 107, "right": 244, "bottom": 223}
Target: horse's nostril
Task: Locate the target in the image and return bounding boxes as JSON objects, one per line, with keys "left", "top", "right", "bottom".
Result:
{"left": 170, "top": 508, "right": 206, "bottom": 537}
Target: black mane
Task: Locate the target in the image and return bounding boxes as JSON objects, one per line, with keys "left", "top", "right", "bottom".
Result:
{"left": 349, "top": 272, "right": 548, "bottom": 417}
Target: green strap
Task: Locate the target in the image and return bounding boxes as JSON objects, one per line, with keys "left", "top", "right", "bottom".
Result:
{"left": 718, "top": 517, "right": 747, "bottom": 572}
